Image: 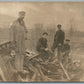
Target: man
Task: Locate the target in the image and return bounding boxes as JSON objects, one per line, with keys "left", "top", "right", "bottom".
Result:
{"left": 62, "top": 39, "right": 70, "bottom": 54}
{"left": 51, "top": 24, "right": 65, "bottom": 52}
{"left": 36, "top": 32, "right": 48, "bottom": 53}
{"left": 36, "top": 32, "right": 53, "bottom": 62}
{"left": 34, "top": 32, "right": 54, "bottom": 80}
{"left": 10, "top": 11, "right": 28, "bottom": 71}
{"left": 62, "top": 39, "right": 71, "bottom": 68}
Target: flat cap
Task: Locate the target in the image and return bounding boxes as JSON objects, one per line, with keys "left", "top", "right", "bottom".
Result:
{"left": 19, "top": 11, "right": 25, "bottom": 15}
{"left": 57, "top": 24, "right": 61, "bottom": 28}
{"left": 66, "top": 39, "right": 70, "bottom": 42}
{"left": 42, "top": 32, "right": 48, "bottom": 35}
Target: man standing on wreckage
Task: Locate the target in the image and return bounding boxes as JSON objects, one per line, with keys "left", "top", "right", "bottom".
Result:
{"left": 51, "top": 24, "right": 65, "bottom": 62}
{"left": 51, "top": 24, "right": 65, "bottom": 53}
{"left": 10, "top": 11, "right": 28, "bottom": 71}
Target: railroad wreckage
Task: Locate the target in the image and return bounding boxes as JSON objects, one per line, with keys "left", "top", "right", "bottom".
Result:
{"left": 0, "top": 41, "right": 82, "bottom": 82}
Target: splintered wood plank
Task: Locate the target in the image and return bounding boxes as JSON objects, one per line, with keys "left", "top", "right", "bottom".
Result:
{"left": 0, "top": 56, "right": 9, "bottom": 81}
{"left": 0, "top": 55, "right": 14, "bottom": 81}
{"left": 60, "top": 62, "right": 70, "bottom": 80}
{"left": 0, "top": 68, "right": 6, "bottom": 81}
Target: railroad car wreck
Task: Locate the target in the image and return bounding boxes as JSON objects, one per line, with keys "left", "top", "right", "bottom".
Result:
{"left": 0, "top": 41, "right": 82, "bottom": 82}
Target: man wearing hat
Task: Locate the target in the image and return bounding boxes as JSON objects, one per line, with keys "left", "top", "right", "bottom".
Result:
{"left": 61, "top": 39, "right": 71, "bottom": 68}
{"left": 36, "top": 32, "right": 54, "bottom": 62}
{"left": 51, "top": 24, "right": 65, "bottom": 52}
{"left": 10, "top": 11, "right": 28, "bottom": 71}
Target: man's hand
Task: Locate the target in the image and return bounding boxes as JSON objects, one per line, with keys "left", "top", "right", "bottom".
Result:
{"left": 58, "top": 43, "right": 62, "bottom": 46}
{"left": 10, "top": 50, "right": 16, "bottom": 57}
{"left": 45, "top": 48, "right": 48, "bottom": 51}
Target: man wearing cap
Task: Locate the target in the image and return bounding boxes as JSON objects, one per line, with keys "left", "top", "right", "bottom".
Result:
{"left": 36, "top": 32, "right": 54, "bottom": 62}
{"left": 10, "top": 11, "right": 28, "bottom": 71}
{"left": 62, "top": 39, "right": 71, "bottom": 68}
{"left": 51, "top": 24, "right": 65, "bottom": 52}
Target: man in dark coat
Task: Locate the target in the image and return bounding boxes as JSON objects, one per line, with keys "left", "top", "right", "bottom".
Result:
{"left": 51, "top": 24, "right": 65, "bottom": 52}
{"left": 36, "top": 32, "right": 53, "bottom": 62}
{"left": 62, "top": 39, "right": 71, "bottom": 68}
{"left": 36, "top": 32, "right": 48, "bottom": 53}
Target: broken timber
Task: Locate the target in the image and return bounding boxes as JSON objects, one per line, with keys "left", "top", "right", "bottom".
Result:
{"left": 59, "top": 62, "right": 70, "bottom": 80}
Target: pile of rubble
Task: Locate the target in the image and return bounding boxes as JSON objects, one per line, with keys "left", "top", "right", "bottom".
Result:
{"left": 0, "top": 50, "right": 83, "bottom": 82}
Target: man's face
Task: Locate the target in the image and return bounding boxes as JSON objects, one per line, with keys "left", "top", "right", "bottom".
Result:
{"left": 43, "top": 34, "right": 47, "bottom": 38}
{"left": 19, "top": 14, "right": 25, "bottom": 20}
{"left": 58, "top": 27, "right": 61, "bottom": 30}
{"left": 65, "top": 41, "right": 69, "bottom": 44}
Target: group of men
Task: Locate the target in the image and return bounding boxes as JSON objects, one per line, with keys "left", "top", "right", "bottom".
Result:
{"left": 11, "top": 11, "right": 71, "bottom": 72}
{"left": 36, "top": 24, "right": 71, "bottom": 67}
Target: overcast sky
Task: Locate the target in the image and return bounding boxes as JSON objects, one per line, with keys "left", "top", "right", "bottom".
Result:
{"left": 0, "top": 2, "right": 84, "bottom": 31}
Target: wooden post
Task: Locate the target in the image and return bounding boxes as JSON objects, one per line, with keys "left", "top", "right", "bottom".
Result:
{"left": 60, "top": 62, "right": 70, "bottom": 80}
{"left": 57, "top": 45, "right": 70, "bottom": 80}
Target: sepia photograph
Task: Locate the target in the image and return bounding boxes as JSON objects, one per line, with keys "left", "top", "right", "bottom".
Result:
{"left": 0, "top": 1, "right": 84, "bottom": 82}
